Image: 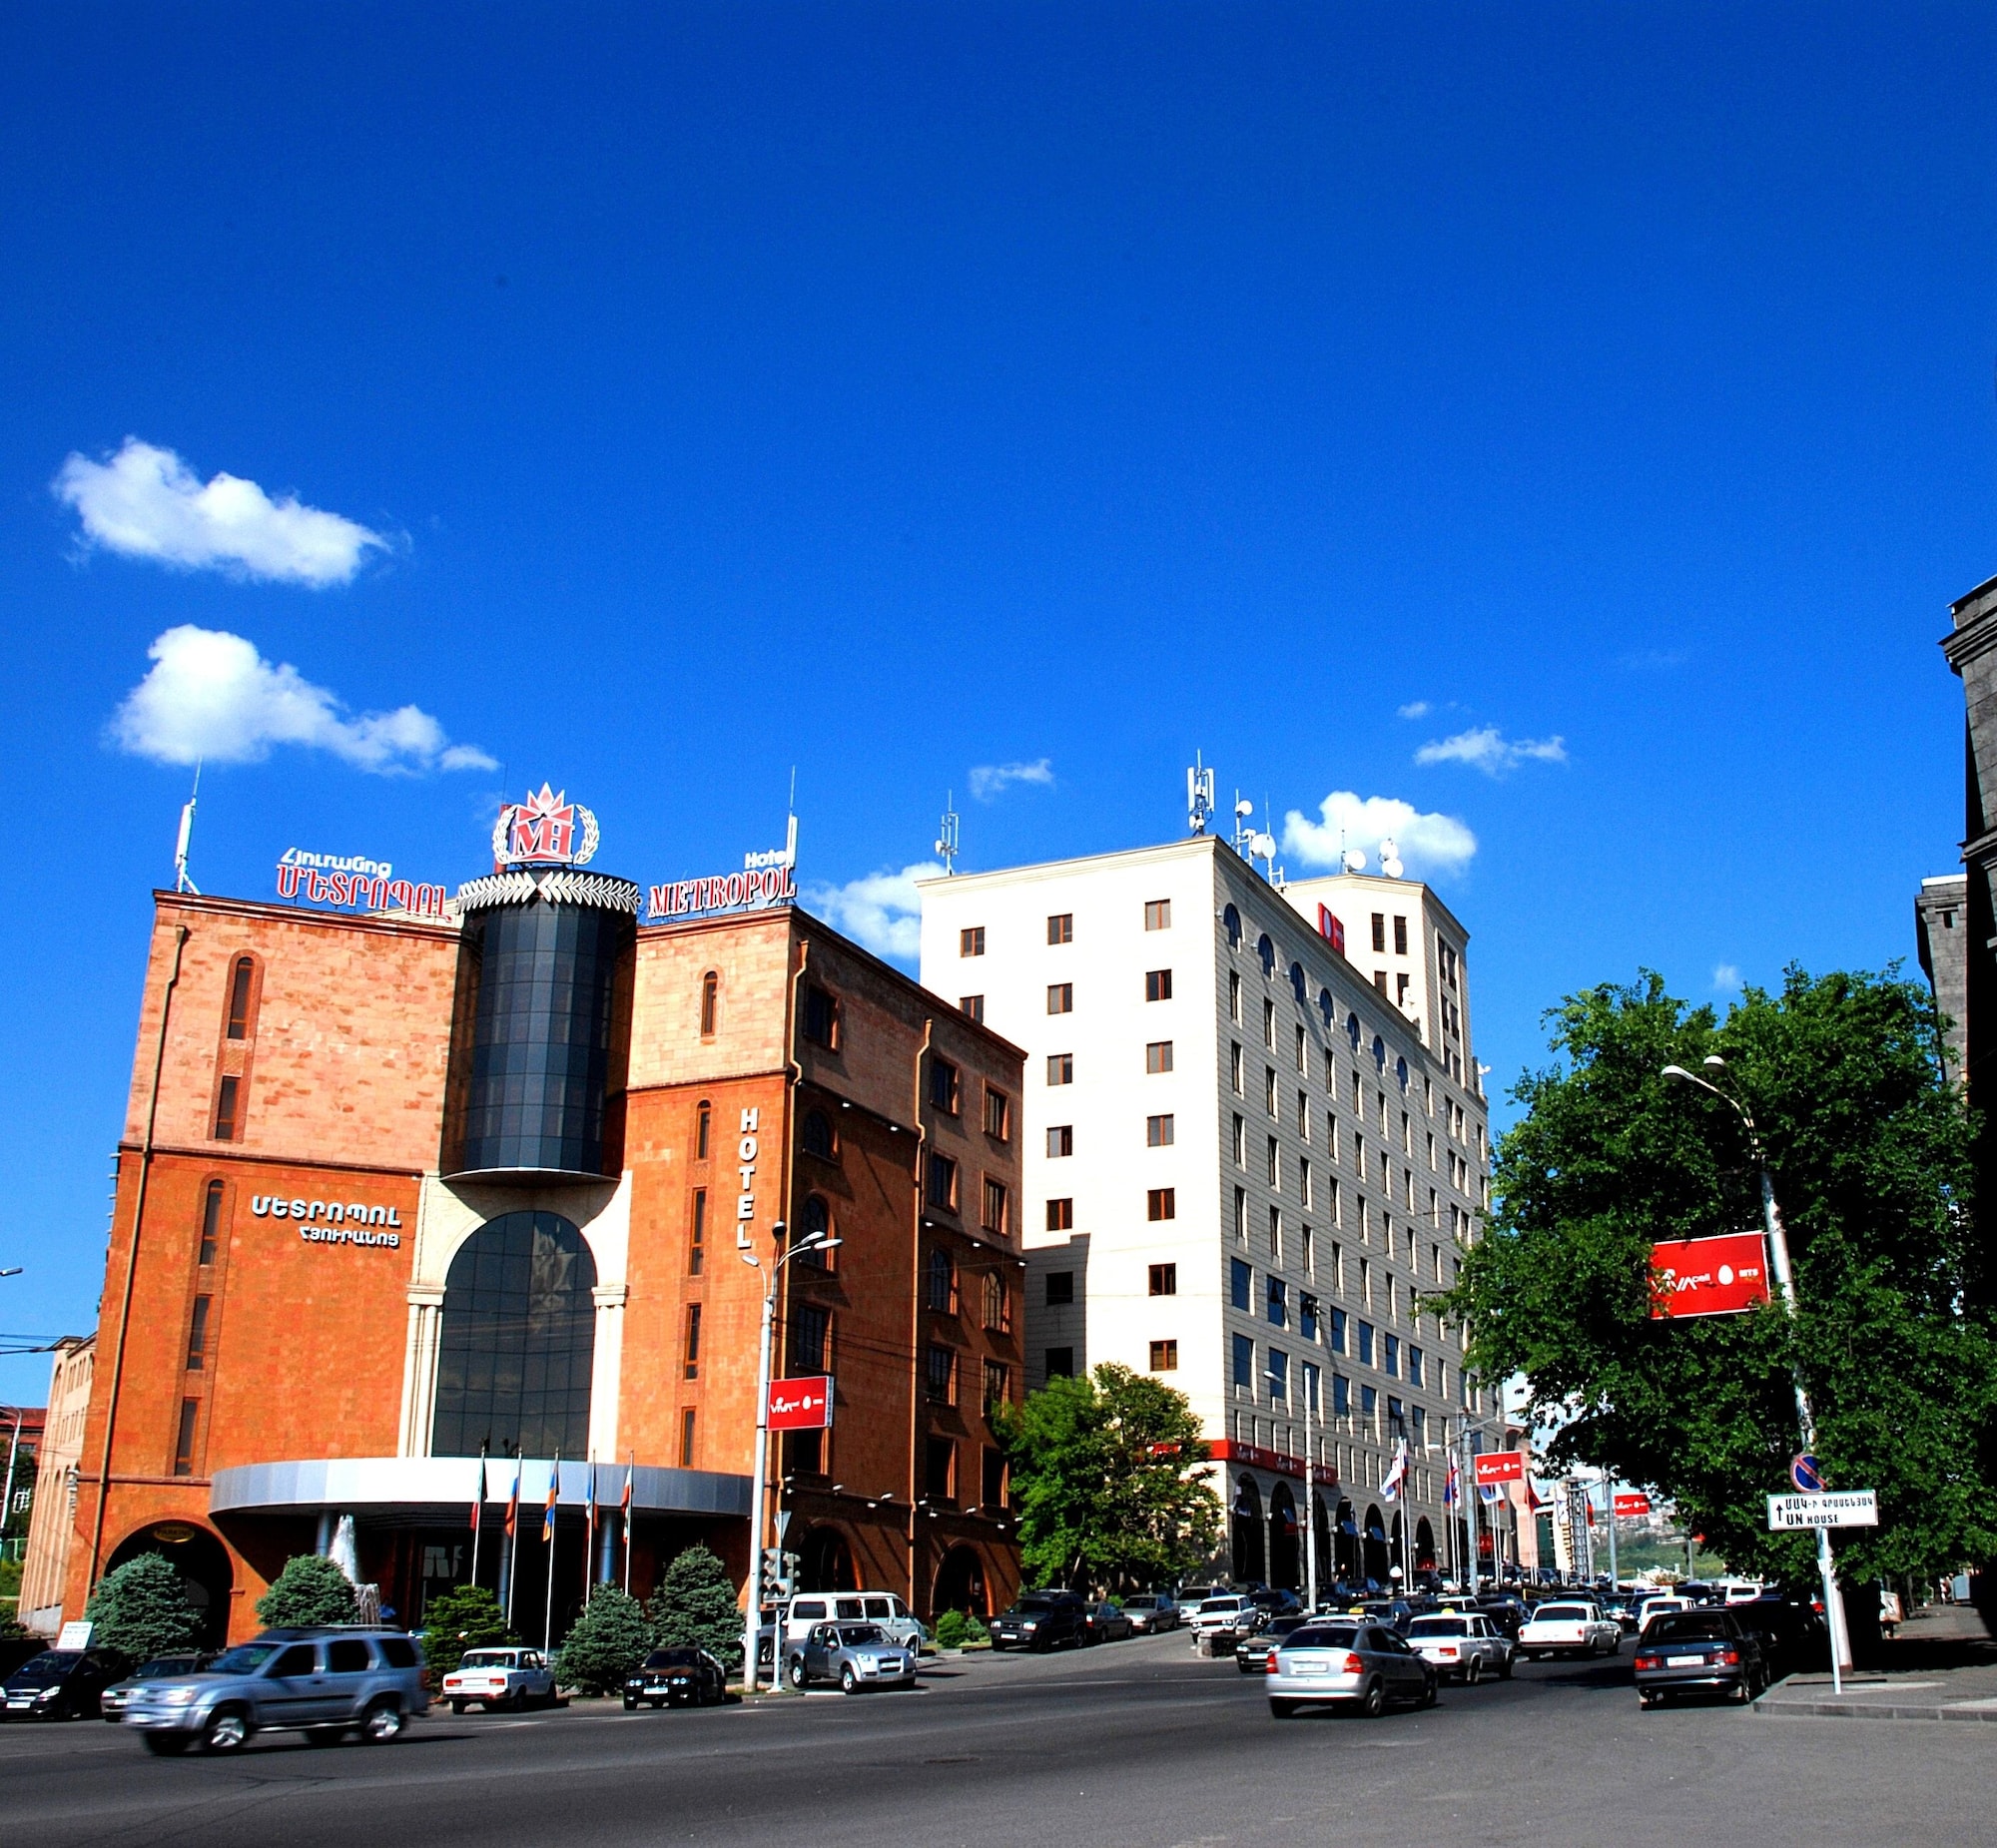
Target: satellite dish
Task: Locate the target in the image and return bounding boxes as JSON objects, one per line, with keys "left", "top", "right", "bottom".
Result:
{"left": 1342, "top": 848, "right": 1367, "bottom": 873}
{"left": 1236, "top": 799, "right": 1255, "bottom": 819}
{"left": 1382, "top": 857, "right": 1404, "bottom": 880}
{"left": 1379, "top": 837, "right": 1398, "bottom": 860}
{"left": 1250, "top": 832, "right": 1276, "bottom": 860}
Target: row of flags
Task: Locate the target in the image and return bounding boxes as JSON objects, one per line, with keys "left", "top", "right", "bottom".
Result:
{"left": 469, "top": 1449, "right": 636, "bottom": 1544}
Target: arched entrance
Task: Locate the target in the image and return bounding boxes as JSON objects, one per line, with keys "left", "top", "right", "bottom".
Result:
{"left": 1414, "top": 1517, "right": 1437, "bottom": 1574}
{"left": 431, "top": 1210, "right": 596, "bottom": 1458}
{"left": 1334, "top": 1499, "right": 1358, "bottom": 1587}
{"left": 1362, "top": 1505, "right": 1388, "bottom": 1588}
{"left": 1310, "top": 1492, "right": 1333, "bottom": 1591}
{"left": 1390, "top": 1511, "right": 1406, "bottom": 1583}
{"left": 106, "top": 1522, "right": 234, "bottom": 1647}
{"left": 798, "top": 1525, "right": 857, "bottom": 1592}
{"left": 932, "top": 1545, "right": 989, "bottom": 1617}
{"left": 1267, "top": 1484, "right": 1299, "bottom": 1590}
{"left": 1231, "top": 1478, "right": 1265, "bottom": 1584}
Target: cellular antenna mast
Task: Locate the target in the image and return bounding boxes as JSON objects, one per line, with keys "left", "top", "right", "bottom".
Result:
{"left": 174, "top": 762, "right": 202, "bottom": 896}
{"left": 1186, "top": 753, "right": 1215, "bottom": 836}
{"left": 935, "top": 792, "right": 960, "bottom": 877}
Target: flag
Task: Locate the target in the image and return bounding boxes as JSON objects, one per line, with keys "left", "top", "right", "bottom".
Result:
{"left": 585, "top": 1458, "right": 598, "bottom": 1564}
{"left": 544, "top": 1451, "right": 560, "bottom": 1542}
{"left": 621, "top": 1454, "right": 634, "bottom": 1531}
{"left": 504, "top": 1456, "right": 522, "bottom": 1539}
{"left": 1444, "top": 1456, "right": 1460, "bottom": 1508}
{"left": 1381, "top": 1440, "right": 1409, "bottom": 1503}
{"left": 471, "top": 1445, "right": 486, "bottom": 1532}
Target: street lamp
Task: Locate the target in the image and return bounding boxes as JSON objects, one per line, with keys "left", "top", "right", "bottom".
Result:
{"left": 739, "top": 1220, "right": 841, "bottom": 1693}
{"left": 1663, "top": 1053, "right": 1850, "bottom": 1685}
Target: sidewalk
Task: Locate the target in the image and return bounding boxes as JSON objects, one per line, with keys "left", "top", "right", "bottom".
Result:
{"left": 1753, "top": 1604, "right": 1997, "bottom": 1723}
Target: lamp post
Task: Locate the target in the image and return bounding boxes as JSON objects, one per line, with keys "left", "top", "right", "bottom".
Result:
{"left": 739, "top": 1221, "right": 840, "bottom": 1694}
{"left": 1270, "top": 1363, "right": 1318, "bottom": 1612}
{"left": 1663, "top": 1055, "right": 1850, "bottom": 1686}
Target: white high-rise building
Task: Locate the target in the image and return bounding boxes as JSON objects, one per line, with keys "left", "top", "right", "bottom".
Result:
{"left": 918, "top": 834, "right": 1491, "bottom": 1592}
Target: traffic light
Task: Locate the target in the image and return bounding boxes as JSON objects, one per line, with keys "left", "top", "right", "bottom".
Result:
{"left": 759, "top": 1548, "right": 796, "bottom": 1605}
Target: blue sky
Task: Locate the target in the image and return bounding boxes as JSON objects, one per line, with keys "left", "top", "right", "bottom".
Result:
{"left": 3, "top": 6, "right": 1995, "bottom": 1400}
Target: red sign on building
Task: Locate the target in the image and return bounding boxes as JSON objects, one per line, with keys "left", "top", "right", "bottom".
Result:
{"left": 1650, "top": 1233, "right": 1770, "bottom": 1319}
{"left": 1473, "top": 1451, "right": 1526, "bottom": 1486}
{"left": 1614, "top": 1492, "right": 1653, "bottom": 1519}
{"left": 767, "top": 1377, "right": 833, "bottom": 1431}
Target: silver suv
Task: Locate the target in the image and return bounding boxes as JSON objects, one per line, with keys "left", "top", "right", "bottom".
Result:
{"left": 123, "top": 1627, "right": 429, "bottom": 1755}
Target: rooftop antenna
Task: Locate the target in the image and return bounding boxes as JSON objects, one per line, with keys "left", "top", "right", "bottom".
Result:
{"left": 174, "top": 761, "right": 202, "bottom": 895}
{"left": 784, "top": 766, "right": 799, "bottom": 869}
{"left": 935, "top": 792, "right": 960, "bottom": 876}
{"left": 1231, "top": 793, "right": 1255, "bottom": 859}
{"left": 1186, "top": 753, "right": 1215, "bottom": 837}
{"left": 1380, "top": 837, "right": 1404, "bottom": 880}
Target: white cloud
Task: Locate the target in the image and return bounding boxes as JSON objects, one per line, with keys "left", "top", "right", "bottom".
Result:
{"left": 969, "top": 758, "right": 1054, "bottom": 802}
{"left": 111, "top": 625, "right": 495, "bottom": 774}
{"left": 1283, "top": 791, "right": 1478, "bottom": 877}
{"left": 803, "top": 862, "right": 943, "bottom": 962}
{"left": 1414, "top": 725, "right": 1568, "bottom": 777}
{"left": 55, "top": 437, "right": 387, "bottom": 586}
{"left": 1396, "top": 701, "right": 1431, "bottom": 720}
{"left": 1713, "top": 963, "right": 1742, "bottom": 992}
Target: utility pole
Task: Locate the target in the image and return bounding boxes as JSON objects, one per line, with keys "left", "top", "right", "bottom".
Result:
{"left": 1, "top": 1407, "right": 23, "bottom": 1552}
{"left": 1603, "top": 1475, "right": 1620, "bottom": 1592}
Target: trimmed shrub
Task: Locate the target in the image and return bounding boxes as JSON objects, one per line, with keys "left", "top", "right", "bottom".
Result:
{"left": 256, "top": 1553, "right": 360, "bottom": 1628}
{"left": 84, "top": 1554, "right": 202, "bottom": 1662}
{"left": 554, "top": 1587, "right": 654, "bottom": 1694}
{"left": 420, "top": 1584, "right": 513, "bottom": 1679}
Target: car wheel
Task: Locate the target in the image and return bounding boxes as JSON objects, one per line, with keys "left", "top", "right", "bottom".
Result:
{"left": 787, "top": 1656, "right": 808, "bottom": 1691}
{"left": 1498, "top": 1655, "right": 1515, "bottom": 1680}
{"left": 201, "top": 1706, "right": 251, "bottom": 1754}
{"left": 1604, "top": 1635, "right": 1619, "bottom": 1656}
{"left": 839, "top": 1665, "right": 859, "bottom": 1695}
{"left": 305, "top": 1726, "right": 346, "bottom": 1748}
{"left": 622, "top": 1696, "right": 637, "bottom": 1710}
{"left": 1464, "top": 1656, "right": 1483, "bottom": 1686}
{"left": 142, "top": 1731, "right": 194, "bottom": 1755}
{"left": 359, "top": 1699, "right": 404, "bottom": 1744}
{"left": 1418, "top": 1674, "right": 1439, "bottom": 1710}
{"left": 1269, "top": 1699, "right": 1296, "bottom": 1718}
{"left": 451, "top": 1699, "right": 468, "bottom": 1714}
{"left": 1356, "top": 1679, "right": 1386, "bottom": 1719}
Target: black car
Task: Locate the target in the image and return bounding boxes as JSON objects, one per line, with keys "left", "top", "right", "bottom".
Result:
{"left": 990, "top": 1594, "right": 1088, "bottom": 1652}
{"left": 1236, "top": 1614, "right": 1309, "bottom": 1673}
{"left": 1729, "top": 1597, "right": 1828, "bottom": 1678}
{"left": 1633, "top": 1611, "right": 1768, "bottom": 1706}
{"left": 3, "top": 1648, "right": 130, "bottom": 1721}
{"left": 1474, "top": 1598, "right": 1526, "bottom": 1642}
{"left": 623, "top": 1647, "right": 728, "bottom": 1709}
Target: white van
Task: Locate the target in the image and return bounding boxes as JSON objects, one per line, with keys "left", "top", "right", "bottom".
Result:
{"left": 780, "top": 1592, "right": 926, "bottom": 1655}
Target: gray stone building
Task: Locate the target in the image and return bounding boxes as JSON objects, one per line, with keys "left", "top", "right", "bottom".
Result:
{"left": 1915, "top": 875, "right": 1968, "bottom": 1079}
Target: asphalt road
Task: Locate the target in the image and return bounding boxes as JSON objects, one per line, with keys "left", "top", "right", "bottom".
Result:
{"left": 3, "top": 1632, "right": 1992, "bottom": 1848}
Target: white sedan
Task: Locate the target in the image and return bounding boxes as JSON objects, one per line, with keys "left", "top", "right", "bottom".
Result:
{"left": 1405, "top": 1611, "right": 1515, "bottom": 1682}
{"left": 1518, "top": 1601, "right": 1621, "bottom": 1660}
{"left": 441, "top": 1646, "right": 557, "bottom": 1712}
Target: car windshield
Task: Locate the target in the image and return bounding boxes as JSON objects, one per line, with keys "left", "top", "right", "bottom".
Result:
{"left": 1125, "top": 1597, "right": 1158, "bottom": 1608}
{"left": 1266, "top": 1616, "right": 1306, "bottom": 1635}
{"left": 9, "top": 1652, "right": 80, "bottom": 1683}
{"left": 1281, "top": 1626, "right": 1359, "bottom": 1650}
{"left": 643, "top": 1649, "right": 703, "bottom": 1668}
{"left": 209, "top": 1643, "right": 282, "bottom": 1675}
{"left": 134, "top": 1657, "right": 201, "bottom": 1679}
{"left": 1648, "top": 1614, "right": 1734, "bottom": 1641}
{"left": 459, "top": 1651, "right": 519, "bottom": 1668}
{"left": 1009, "top": 1600, "right": 1060, "bottom": 1615}
{"left": 1199, "top": 1597, "right": 1245, "bottom": 1611}
{"left": 837, "top": 1625, "right": 886, "bottom": 1644}
{"left": 1408, "top": 1617, "right": 1469, "bottom": 1637}
{"left": 1535, "top": 1604, "right": 1590, "bottom": 1621}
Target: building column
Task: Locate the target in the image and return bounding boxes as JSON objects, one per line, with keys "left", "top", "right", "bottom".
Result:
{"left": 399, "top": 1287, "right": 446, "bottom": 1458}
{"left": 589, "top": 1283, "right": 628, "bottom": 1464}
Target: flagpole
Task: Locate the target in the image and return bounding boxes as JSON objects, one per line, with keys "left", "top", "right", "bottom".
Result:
{"left": 585, "top": 1456, "right": 597, "bottom": 1605}
{"left": 544, "top": 1450, "right": 560, "bottom": 1650}
{"left": 622, "top": 1450, "right": 634, "bottom": 1596}
{"left": 469, "top": 1446, "right": 486, "bottom": 1592}
{"left": 505, "top": 1456, "right": 522, "bottom": 1629}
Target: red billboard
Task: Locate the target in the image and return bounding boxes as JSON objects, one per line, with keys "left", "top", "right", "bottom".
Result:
{"left": 767, "top": 1377, "right": 833, "bottom": 1431}
{"left": 1474, "top": 1451, "right": 1526, "bottom": 1486}
{"left": 1650, "top": 1233, "right": 1770, "bottom": 1319}
{"left": 1614, "top": 1492, "right": 1653, "bottom": 1519}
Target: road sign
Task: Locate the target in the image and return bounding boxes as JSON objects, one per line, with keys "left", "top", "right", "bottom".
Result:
{"left": 767, "top": 1376, "right": 833, "bottom": 1431}
{"left": 1613, "top": 1492, "right": 1652, "bottom": 1519}
{"left": 1767, "top": 1490, "right": 1877, "bottom": 1531}
{"left": 1650, "top": 1232, "right": 1771, "bottom": 1318}
{"left": 1474, "top": 1451, "right": 1526, "bottom": 1486}
{"left": 1790, "top": 1453, "right": 1822, "bottom": 1494}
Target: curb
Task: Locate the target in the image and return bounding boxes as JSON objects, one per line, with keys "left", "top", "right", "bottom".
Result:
{"left": 1752, "top": 1698, "right": 1997, "bottom": 1722}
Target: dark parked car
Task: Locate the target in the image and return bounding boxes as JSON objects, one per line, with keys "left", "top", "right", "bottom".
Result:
{"left": 623, "top": 1647, "right": 728, "bottom": 1709}
{"left": 1083, "top": 1601, "right": 1133, "bottom": 1643}
{"left": 990, "top": 1594, "right": 1088, "bottom": 1652}
{"left": 102, "top": 1653, "right": 214, "bottom": 1720}
{"left": 1475, "top": 1597, "right": 1526, "bottom": 1642}
{"left": 1248, "top": 1588, "right": 1302, "bottom": 1620}
{"left": 1728, "top": 1597, "right": 1828, "bottom": 1678}
{"left": 1236, "top": 1614, "right": 1309, "bottom": 1673}
{"left": 3, "top": 1648, "right": 129, "bottom": 1720}
{"left": 1633, "top": 1611, "right": 1768, "bottom": 1707}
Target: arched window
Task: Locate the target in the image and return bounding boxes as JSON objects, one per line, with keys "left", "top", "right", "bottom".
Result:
{"left": 695, "top": 1101, "right": 712, "bottom": 1160}
{"left": 801, "top": 1110, "right": 836, "bottom": 1158}
{"left": 1257, "top": 933, "right": 1276, "bottom": 977}
{"left": 1372, "top": 1034, "right": 1387, "bottom": 1073}
{"left": 198, "top": 1179, "right": 224, "bottom": 1266}
{"left": 1289, "top": 961, "right": 1307, "bottom": 1005}
{"left": 1223, "top": 904, "right": 1242, "bottom": 949}
{"left": 1318, "top": 987, "right": 1335, "bottom": 1030}
{"left": 225, "top": 955, "right": 257, "bottom": 1040}
{"left": 1395, "top": 1055, "right": 1409, "bottom": 1090}
{"left": 699, "top": 970, "right": 719, "bottom": 1037}
{"left": 926, "top": 1247, "right": 958, "bottom": 1314}
{"left": 430, "top": 1210, "right": 596, "bottom": 1459}
{"left": 797, "top": 1195, "right": 833, "bottom": 1269}
{"left": 1346, "top": 1011, "right": 1362, "bottom": 1050}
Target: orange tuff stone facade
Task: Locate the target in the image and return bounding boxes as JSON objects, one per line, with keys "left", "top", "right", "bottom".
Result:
{"left": 62, "top": 883, "right": 1022, "bottom": 1645}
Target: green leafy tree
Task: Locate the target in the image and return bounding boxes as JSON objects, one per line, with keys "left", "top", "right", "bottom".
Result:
{"left": 553, "top": 1587, "right": 653, "bottom": 1693}
{"left": 995, "top": 1363, "right": 1222, "bottom": 1593}
{"left": 419, "top": 1584, "right": 513, "bottom": 1679}
{"left": 256, "top": 1553, "right": 360, "bottom": 1628}
{"left": 1439, "top": 967, "right": 1997, "bottom": 1600}
{"left": 83, "top": 1554, "right": 202, "bottom": 1661}
{"left": 649, "top": 1543, "right": 743, "bottom": 1666}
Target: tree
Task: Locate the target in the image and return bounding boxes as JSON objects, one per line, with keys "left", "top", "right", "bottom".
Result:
{"left": 994, "top": 1363, "right": 1222, "bottom": 1593}
{"left": 256, "top": 1553, "right": 360, "bottom": 1628}
{"left": 649, "top": 1543, "right": 743, "bottom": 1666}
{"left": 553, "top": 1587, "right": 653, "bottom": 1693}
{"left": 1439, "top": 966, "right": 1997, "bottom": 1597}
{"left": 83, "top": 1553, "right": 201, "bottom": 1661}
{"left": 419, "top": 1584, "right": 513, "bottom": 1679}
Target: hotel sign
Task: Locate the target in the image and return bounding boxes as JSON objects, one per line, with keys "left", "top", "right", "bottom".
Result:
{"left": 276, "top": 850, "right": 446, "bottom": 919}
{"left": 494, "top": 785, "right": 600, "bottom": 867}
{"left": 647, "top": 816, "right": 800, "bottom": 922}
{"left": 253, "top": 1194, "right": 403, "bottom": 1249}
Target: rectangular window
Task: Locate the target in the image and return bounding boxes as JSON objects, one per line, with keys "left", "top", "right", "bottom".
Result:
{"left": 1045, "top": 1125, "right": 1073, "bottom": 1158}
{"left": 1233, "top": 1186, "right": 1247, "bottom": 1242}
{"left": 1266, "top": 1137, "right": 1279, "bottom": 1186}
{"left": 173, "top": 1397, "right": 199, "bottom": 1476}
{"left": 1047, "top": 1051, "right": 1073, "bottom": 1085}
{"left": 1295, "top": 1023, "right": 1307, "bottom": 1072}
{"left": 1148, "top": 1262, "right": 1177, "bottom": 1295}
{"left": 1267, "top": 1347, "right": 1289, "bottom": 1400}
{"left": 1267, "top": 1203, "right": 1282, "bottom": 1261}
{"left": 1357, "top": 1320, "right": 1375, "bottom": 1366}
{"left": 1047, "top": 913, "right": 1073, "bottom": 944}
{"left": 803, "top": 984, "right": 840, "bottom": 1047}
{"left": 1144, "top": 968, "right": 1173, "bottom": 1002}
{"left": 1148, "top": 1339, "right": 1179, "bottom": 1372}
{"left": 1146, "top": 1113, "right": 1174, "bottom": 1147}
{"left": 1232, "top": 1114, "right": 1245, "bottom": 1165}
{"left": 1045, "top": 1269, "right": 1074, "bottom": 1306}
{"left": 1231, "top": 1332, "right": 1255, "bottom": 1392}
{"left": 1044, "top": 1347, "right": 1075, "bottom": 1379}
{"left": 791, "top": 1305, "right": 831, "bottom": 1375}
{"left": 1265, "top": 1068, "right": 1279, "bottom": 1117}
{"left": 1300, "top": 1158, "right": 1313, "bottom": 1209}
{"left": 982, "top": 1177, "right": 1009, "bottom": 1235}
{"left": 961, "top": 925, "right": 986, "bottom": 957}
{"left": 1394, "top": 916, "right": 1408, "bottom": 956}
{"left": 1361, "top": 1383, "right": 1378, "bottom": 1421}
{"left": 1332, "top": 1373, "right": 1351, "bottom": 1417}
{"left": 688, "top": 1189, "right": 706, "bottom": 1275}
{"left": 1047, "top": 982, "right": 1073, "bottom": 1014}
{"left": 1298, "top": 1094, "right": 1311, "bottom": 1142}
{"left": 960, "top": 994, "right": 985, "bottom": 1022}
{"left": 927, "top": 1250, "right": 958, "bottom": 1313}
{"left": 1383, "top": 1333, "right": 1400, "bottom": 1378}
{"left": 1231, "top": 1043, "right": 1243, "bottom": 1093}
{"left": 1396, "top": 972, "right": 1411, "bottom": 1005}
{"left": 1301, "top": 1223, "right": 1314, "bottom": 1274}
{"left": 683, "top": 1304, "right": 702, "bottom": 1379}
{"left": 930, "top": 1058, "right": 961, "bottom": 1113}
{"left": 1389, "top": 1395, "right": 1405, "bottom": 1436}
{"left": 928, "top": 1152, "right": 960, "bottom": 1208}
{"left": 1145, "top": 1039, "right": 1174, "bottom": 1074}
{"left": 1329, "top": 1306, "right": 1347, "bottom": 1353}
{"left": 925, "top": 1437, "right": 956, "bottom": 1501}
{"left": 185, "top": 1295, "right": 211, "bottom": 1371}
{"left": 1229, "top": 1257, "right": 1252, "bottom": 1311}
{"left": 1411, "top": 1404, "right": 1426, "bottom": 1445}
{"left": 783, "top": 1428, "right": 824, "bottom": 1476}
{"left": 984, "top": 1446, "right": 1008, "bottom": 1509}
{"left": 680, "top": 1409, "right": 698, "bottom": 1467}
{"left": 1302, "top": 1358, "right": 1321, "bottom": 1416}
{"left": 1229, "top": 971, "right": 1242, "bottom": 1022}
{"left": 1371, "top": 914, "right": 1386, "bottom": 953}
{"left": 212, "top": 1076, "right": 241, "bottom": 1142}
{"left": 1143, "top": 899, "right": 1171, "bottom": 930}
{"left": 984, "top": 1087, "right": 1011, "bottom": 1139}
{"left": 1146, "top": 1188, "right": 1176, "bottom": 1222}
{"left": 1266, "top": 1276, "right": 1287, "bottom": 1327}
{"left": 1045, "top": 1198, "right": 1074, "bottom": 1232}
{"left": 198, "top": 1181, "right": 223, "bottom": 1266}
{"left": 1263, "top": 998, "right": 1276, "bottom": 1049}
{"left": 926, "top": 1346, "right": 959, "bottom": 1406}
{"left": 1374, "top": 970, "right": 1388, "bottom": 994}
{"left": 1408, "top": 1345, "right": 1425, "bottom": 1387}
{"left": 983, "top": 1359, "right": 1009, "bottom": 1414}
{"left": 1300, "top": 1290, "right": 1319, "bottom": 1341}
